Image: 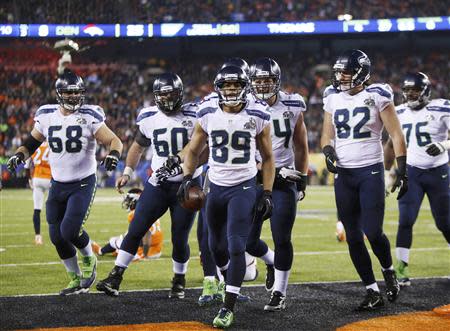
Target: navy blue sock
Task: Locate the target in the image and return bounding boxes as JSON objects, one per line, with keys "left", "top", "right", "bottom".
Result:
{"left": 33, "top": 209, "right": 41, "bottom": 235}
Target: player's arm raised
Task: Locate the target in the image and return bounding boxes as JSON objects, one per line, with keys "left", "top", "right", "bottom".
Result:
{"left": 177, "top": 123, "right": 208, "bottom": 201}
{"left": 320, "top": 112, "right": 338, "bottom": 173}
{"left": 7, "top": 129, "right": 45, "bottom": 173}
{"left": 95, "top": 123, "right": 123, "bottom": 173}
{"left": 380, "top": 103, "right": 408, "bottom": 199}
{"left": 116, "top": 131, "right": 151, "bottom": 193}
{"left": 293, "top": 112, "right": 309, "bottom": 199}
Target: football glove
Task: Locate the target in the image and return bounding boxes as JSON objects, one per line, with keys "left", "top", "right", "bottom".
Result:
{"left": 156, "top": 155, "right": 182, "bottom": 183}
{"left": 177, "top": 174, "right": 194, "bottom": 204}
{"left": 101, "top": 150, "right": 120, "bottom": 171}
{"left": 391, "top": 156, "right": 408, "bottom": 200}
{"left": 425, "top": 142, "right": 445, "bottom": 156}
{"left": 7, "top": 152, "right": 25, "bottom": 172}
{"left": 256, "top": 190, "right": 273, "bottom": 221}
{"left": 322, "top": 145, "right": 338, "bottom": 174}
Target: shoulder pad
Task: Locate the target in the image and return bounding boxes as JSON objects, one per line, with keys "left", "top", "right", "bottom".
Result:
{"left": 78, "top": 105, "right": 105, "bottom": 122}
{"left": 35, "top": 105, "right": 58, "bottom": 117}
{"left": 197, "top": 106, "right": 217, "bottom": 118}
{"left": 366, "top": 83, "right": 393, "bottom": 99}
{"left": 136, "top": 107, "right": 158, "bottom": 122}
{"left": 323, "top": 85, "right": 339, "bottom": 98}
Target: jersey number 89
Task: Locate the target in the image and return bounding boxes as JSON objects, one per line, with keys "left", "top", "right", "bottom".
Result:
{"left": 211, "top": 130, "right": 251, "bottom": 164}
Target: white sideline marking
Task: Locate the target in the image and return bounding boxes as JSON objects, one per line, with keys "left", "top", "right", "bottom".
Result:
{"left": 4, "top": 276, "right": 449, "bottom": 298}
{"left": 0, "top": 247, "right": 447, "bottom": 267}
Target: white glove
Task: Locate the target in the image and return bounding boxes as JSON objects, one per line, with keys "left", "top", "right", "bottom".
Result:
{"left": 279, "top": 167, "right": 303, "bottom": 182}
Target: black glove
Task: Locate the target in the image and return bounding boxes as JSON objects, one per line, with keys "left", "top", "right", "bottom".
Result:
{"left": 101, "top": 150, "right": 120, "bottom": 171}
{"left": 322, "top": 145, "right": 338, "bottom": 174}
{"left": 256, "top": 190, "right": 274, "bottom": 221}
{"left": 7, "top": 152, "right": 25, "bottom": 172}
{"left": 177, "top": 174, "right": 194, "bottom": 204}
{"left": 425, "top": 142, "right": 445, "bottom": 156}
{"left": 391, "top": 156, "right": 408, "bottom": 200}
{"left": 156, "top": 155, "right": 182, "bottom": 183}
{"left": 296, "top": 175, "right": 307, "bottom": 201}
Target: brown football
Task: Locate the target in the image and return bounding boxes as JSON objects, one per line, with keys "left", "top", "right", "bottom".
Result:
{"left": 181, "top": 185, "right": 206, "bottom": 211}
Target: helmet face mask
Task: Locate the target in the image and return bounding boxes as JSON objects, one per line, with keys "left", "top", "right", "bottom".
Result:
{"left": 402, "top": 72, "right": 431, "bottom": 109}
{"left": 332, "top": 50, "right": 371, "bottom": 92}
{"left": 251, "top": 76, "right": 278, "bottom": 100}
{"left": 214, "top": 66, "right": 249, "bottom": 107}
{"left": 55, "top": 71, "right": 85, "bottom": 112}
{"left": 153, "top": 73, "right": 183, "bottom": 114}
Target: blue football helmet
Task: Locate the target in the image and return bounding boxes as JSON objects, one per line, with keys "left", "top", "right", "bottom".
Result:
{"left": 332, "top": 49, "right": 371, "bottom": 91}
{"left": 250, "top": 57, "right": 281, "bottom": 100}
{"left": 214, "top": 66, "right": 249, "bottom": 107}
{"left": 153, "top": 73, "right": 183, "bottom": 114}
{"left": 55, "top": 69, "right": 85, "bottom": 112}
{"left": 221, "top": 57, "right": 250, "bottom": 76}
{"left": 122, "top": 188, "right": 142, "bottom": 211}
{"left": 402, "top": 72, "right": 431, "bottom": 109}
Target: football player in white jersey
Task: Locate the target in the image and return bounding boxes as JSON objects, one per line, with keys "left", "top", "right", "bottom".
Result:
{"left": 384, "top": 72, "right": 450, "bottom": 286}
{"left": 96, "top": 73, "right": 201, "bottom": 299}
{"left": 247, "top": 57, "right": 309, "bottom": 311}
{"left": 320, "top": 50, "right": 407, "bottom": 311}
{"left": 179, "top": 65, "right": 275, "bottom": 328}
{"left": 7, "top": 69, "right": 123, "bottom": 295}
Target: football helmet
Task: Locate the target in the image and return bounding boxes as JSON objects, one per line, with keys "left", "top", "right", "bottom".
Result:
{"left": 250, "top": 57, "right": 281, "bottom": 100}
{"left": 221, "top": 57, "right": 250, "bottom": 76}
{"left": 153, "top": 73, "right": 183, "bottom": 114}
{"left": 55, "top": 69, "right": 85, "bottom": 112}
{"left": 122, "top": 188, "right": 142, "bottom": 211}
{"left": 214, "top": 66, "right": 249, "bottom": 107}
{"left": 332, "top": 49, "right": 371, "bottom": 92}
{"left": 402, "top": 72, "right": 431, "bottom": 109}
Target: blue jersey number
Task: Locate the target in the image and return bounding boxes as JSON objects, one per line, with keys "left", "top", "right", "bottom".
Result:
{"left": 48, "top": 125, "right": 82, "bottom": 153}
{"left": 402, "top": 122, "right": 431, "bottom": 147}
{"left": 334, "top": 107, "right": 371, "bottom": 139}
{"left": 273, "top": 118, "right": 292, "bottom": 148}
{"left": 211, "top": 130, "right": 251, "bottom": 164}
{"left": 153, "top": 128, "right": 188, "bottom": 157}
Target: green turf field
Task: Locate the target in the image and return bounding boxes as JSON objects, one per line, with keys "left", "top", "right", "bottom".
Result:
{"left": 0, "top": 186, "right": 448, "bottom": 296}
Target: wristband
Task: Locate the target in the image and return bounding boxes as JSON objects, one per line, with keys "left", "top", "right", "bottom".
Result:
{"left": 123, "top": 166, "right": 134, "bottom": 177}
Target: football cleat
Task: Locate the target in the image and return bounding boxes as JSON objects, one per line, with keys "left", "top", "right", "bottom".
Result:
{"left": 80, "top": 255, "right": 97, "bottom": 289}
{"left": 265, "top": 264, "right": 275, "bottom": 292}
{"left": 355, "top": 289, "right": 384, "bottom": 311}
{"left": 336, "top": 221, "right": 346, "bottom": 242}
{"left": 395, "top": 260, "right": 411, "bottom": 286}
{"left": 213, "top": 307, "right": 234, "bottom": 329}
{"left": 382, "top": 269, "right": 400, "bottom": 302}
{"left": 215, "top": 281, "right": 251, "bottom": 303}
{"left": 169, "top": 274, "right": 185, "bottom": 299}
{"left": 264, "top": 291, "right": 286, "bottom": 311}
{"left": 60, "top": 272, "right": 87, "bottom": 296}
{"left": 96, "top": 265, "right": 125, "bottom": 296}
{"left": 34, "top": 234, "right": 43, "bottom": 245}
{"left": 198, "top": 278, "right": 218, "bottom": 306}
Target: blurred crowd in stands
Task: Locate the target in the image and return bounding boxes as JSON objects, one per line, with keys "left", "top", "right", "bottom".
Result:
{"left": 1, "top": 42, "right": 449, "bottom": 166}
{"left": 2, "top": 0, "right": 449, "bottom": 23}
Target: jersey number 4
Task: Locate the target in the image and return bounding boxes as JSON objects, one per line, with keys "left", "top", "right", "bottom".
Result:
{"left": 334, "top": 107, "right": 371, "bottom": 139}
{"left": 48, "top": 126, "right": 82, "bottom": 153}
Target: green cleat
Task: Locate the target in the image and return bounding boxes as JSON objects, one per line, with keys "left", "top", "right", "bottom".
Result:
{"left": 198, "top": 278, "right": 218, "bottom": 306}
{"left": 215, "top": 281, "right": 225, "bottom": 302}
{"left": 213, "top": 307, "right": 234, "bottom": 329}
{"left": 60, "top": 272, "right": 87, "bottom": 296}
{"left": 80, "top": 255, "right": 97, "bottom": 289}
{"left": 395, "top": 260, "right": 411, "bottom": 286}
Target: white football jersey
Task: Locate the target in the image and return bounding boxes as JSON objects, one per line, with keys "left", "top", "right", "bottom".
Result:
{"left": 268, "top": 91, "right": 306, "bottom": 167}
{"left": 323, "top": 83, "right": 393, "bottom": 168}
{"left": 396, "top": 98, "right": 450, "bottom": 169}
{"left": 137, "top": 103, "right": 202, "bottom": 184}
{"left": 34, "top": 104, "right": 105, "bottom": 182}
{"left": 197, "top": 96, "right": 271, "bottom": 186}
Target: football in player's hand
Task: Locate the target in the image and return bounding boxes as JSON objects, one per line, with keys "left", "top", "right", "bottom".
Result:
{"left": 181, "top": 186, "right": 206, "bottom": 211}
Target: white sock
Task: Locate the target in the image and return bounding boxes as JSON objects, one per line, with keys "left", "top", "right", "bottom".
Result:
{"left": 62, "top": 255, "right": 81, "bottom": 276}
{"left": 173, "top": 259, "right": 189, "bottom": 275}
{"left": 216, "top": 266, "right": 225, "bottom": 282}
{"left": 226, "top": 285, "right": 240, "bottom": 295}
{"left": 366, "top": 282, "right": 380, "bottom": 292}
{"left": 274, "top": 268, "right": 290, "bottom": 296}
{"left": 115, "top": 250, "right": 135, "bottom": 268}
{"left": 204, "top": 276, "right": 215, "bottom": 282}
{"left": 381, "top": 265, "right": 394, "bottom": 271}
{"left": 79, "top": 241, "right": 93, "bottom": 257}
{"left": 260, "top": 249, "right": 274, "bottom": 265}
{"left": 396, "top": 247, "right": 410, "bottom": 264}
